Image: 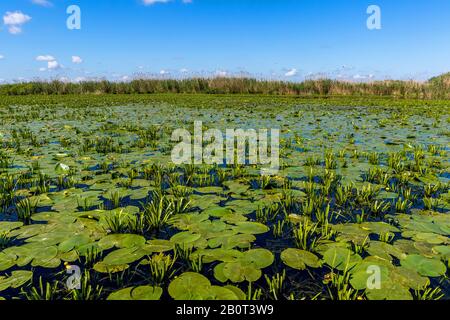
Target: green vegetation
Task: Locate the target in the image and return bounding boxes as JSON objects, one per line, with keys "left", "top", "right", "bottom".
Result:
{"left": 0, "top": 93, "right": 449, "bottom": 301}
{"left": 0, "top": 75, "right": 449, "bottom": 99}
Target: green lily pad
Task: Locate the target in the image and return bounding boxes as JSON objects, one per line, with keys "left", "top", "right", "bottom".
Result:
{"left": 102, "top": 247, "right": 147, "bottom": 266}
{"left": 233, "top": 222, "right": 269, "bottom": 235}
{"left": 221, "top": 261, "right": 262, "bottom": 283}
{"left": 107, "top": 286, "right": 163, "bottom": 300}
{"left": 401, "top": 254, "right": 447, "bottom": 277}
{"left": 0, "top": 270, "right": 33, "bottom": 292}
{"left": 98, "top": 234, "right": 146, "bottom": 250}
{"left": 213, "top": 249, "right": 274, "bottom": 283}
{"left": 323, "top": 247, "right": 362, "bottom": 271}
{"left": 0, "top": 222, "right": 23, "bottom": 234}
{"left": 281, "top": 248, "right": 321, "bottom": 270}
{"left": 168, "top": 272, "right": 238, "bottom": 300}
{"left": 170, "top": 232, "right": 201, "bottom": 245}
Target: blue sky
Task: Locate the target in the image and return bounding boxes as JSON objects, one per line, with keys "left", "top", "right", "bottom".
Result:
{"left": 0, "top": 0, "right": 449, "bottom": 83}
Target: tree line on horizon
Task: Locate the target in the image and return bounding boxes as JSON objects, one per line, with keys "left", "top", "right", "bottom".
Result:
{"left": 0, "top": 75, "right": 449, "bottom": 99}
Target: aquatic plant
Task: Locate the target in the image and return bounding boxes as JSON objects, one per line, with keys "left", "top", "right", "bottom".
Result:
{"left": 142, "top": 191, "right": 175, "bottom": 231}
{"left": 265, "top": 270, "right": 286, "bottom": 300}
{"left": 146, "top": 253, "right": 177, "bottom": 285}
{"left": 22, "top": 277, "right": 59, "bottom": 301}
{"left": 68, "top": 270, "right": 103, "bottom": 301}
{"left": 16, "top": 198, "right": 38, "bottom": 225}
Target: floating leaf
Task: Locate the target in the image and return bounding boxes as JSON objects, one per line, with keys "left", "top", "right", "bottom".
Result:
{"left": 168, "top": 272, "right": 238, "bottom": 300}
{"left": 0, "top": 271, "right": 33, "bottom": 292}
{"left": 233, "top": 222, "right": 269, "bottom": 235}
{"left": 107, "top": 286, "right": 162, "bottom": 300}
{"left": 281, "top": 248, "right": 321, "bottom": 270}
{"left": 323, "top": 247, "right": 362, "bottom": 271}
{"left": 401, "top": 254, "right": 447, "bottom": 277}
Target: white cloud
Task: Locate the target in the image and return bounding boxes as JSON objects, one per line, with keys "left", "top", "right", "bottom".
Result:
{"left": 8, "top": 26, "right": 23, "bottom": 34}
{"left": 47, "top": 60, "right": 60, "bottom": 70}
{"left": 285, "top": 68, "right": 298, "bottom": 77}
{"left": 142, "top": 0, "right": 192, "bottom": 5}
{"left": 31, "top": 0, "right": 53, "bottom": 7}
{"left": 36, "top": 54, "right": 61, "bottom": 71}
{"left": 71, "top": 56, "right": 83, "bottom": 64}
{"left": 3, "top": 11, "right": 32, "bottom": 34}
{"left": 142, "top": 0, "right": 171, "bottom": 5}
{"left": 215, "top": 70, "right": 227, "bottom": 77}
{"left": 0, "top": 55, "right": 4, "bottom": 60}
{"left": 179, "top": 68, "right": 189, "bottom": 73}
{"left": 36, "top": 55, "right": 55, "bottom": 61}
{"left": 353, "top": 74, "right": 374, "bottom": 80}
{"left": 74, "top": 77, "right": 86, "bottom": 83}
{"left": 160, "top": 70, "right": 170, "bottom": 75}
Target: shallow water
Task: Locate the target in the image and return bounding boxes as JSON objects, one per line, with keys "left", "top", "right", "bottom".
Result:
{"left": 0, "top": 101, "right": 449, "bottom": 300}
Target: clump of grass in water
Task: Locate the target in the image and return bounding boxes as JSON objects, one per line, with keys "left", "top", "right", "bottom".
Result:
{"left": 0, "top": 232, "right": 13, "bottom": 249}
{"left": 414, "top": 285, "right": 444, "bottom": 300}
{"left": 16, "top": 197, "right": 39, "bottom": 225}
{"left": 265, "top": 270, "right": 286, "bottom": 300}
{"left": 68, "top": 270, "right": 103, "bottom": 301}
{"left": 146, "top": 253, "right": 177, "bottom": 285}
{"left": 22, "top": 277, "right": 59, "bottom": 301}
{"left": 141, "top": 191, "right": 176, "bottom": 232}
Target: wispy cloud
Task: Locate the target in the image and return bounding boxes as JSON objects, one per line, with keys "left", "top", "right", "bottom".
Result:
{"left": 285, "top": 68, "right": 298, "bottom": 77}
{"left": 215, "top": 70, "right": 228, "bottom": 77}
{"left": 142, "top": 0, "right": 192, "bottom": 5}
{"left": 3, "top": 11, "right": 32, "bottom": 34}
{"left": 31, "top": 0, "right": 53, "bottom": 7}
{"left": 142, "top": 0, "right": 171, "bottom": 5}
{"left": 36, "top": 55, "right": 55, "bottom": 61}
{"left": 0, "top": 55, "right": 4, "bottom": 60}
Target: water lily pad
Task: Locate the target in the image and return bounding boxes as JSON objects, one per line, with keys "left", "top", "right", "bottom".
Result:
{"left": 98, "top": 234, "right": 146, "bottom": 250}
{"left": 233, "top": 222, "right": 269, "bottom": 235}
{"left": 0, "top": 270, "right": 33, "bottom": 292}
{"left": 204, "top": 207, "right": 233, "bottom": 218}
{"left": 208, "top": 233, "right": 256, "bottom": 249}
{"left": 93, "top": 262, "right": 129, "bottom": 273}
{"left": 102, "top": 247, "right": 146, "bottom": 266}
{"left": 145, "top": 239, "right": 173, "bottom": 252}
{"left": 170, "top": 232, "right": 201, "bottom": 245}
{"left": 366, "top": 281, "right": 413, "bottom": 300}
{"left": 323, "top": 247, "right": 362, "bottom": 271}
{"left": 366, "top": 242, "right": 406, "bottom": 262}
{"left": 107, "top": 286, "right": 163, "bottom": 300}
{"left": 281, "top": 248, "right": 321, "bottom": 270}
{"left": 0, "top": 222, "right": 23, "bottom": 234}
{"left": 401, "top": 254, "right": 447, "bottom": 277}
{"left": 213, "top": 249, "right": 274, "bottom": 283}
{"left": 221, "top": 261, "right": 262, "bottom": 283}
{"left": 168, "top": 272, "right": 238, "bottom": 300}
{"left": 58, "top": 234, "right": 91, "bottom": 253}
